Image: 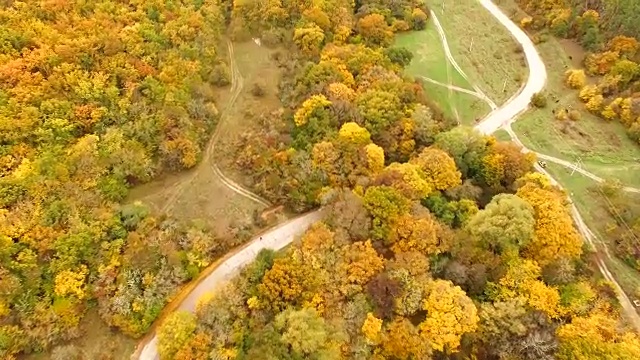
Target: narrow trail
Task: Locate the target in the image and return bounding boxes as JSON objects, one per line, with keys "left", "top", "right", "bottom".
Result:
{"left": 430, "top": 9, "right": 498, "bottom": 110}
{"left": 505, "top": 126, "right": 640, "bottom": 193}
{"left": 420, "top": 75, "right": 498, "bottom": 109}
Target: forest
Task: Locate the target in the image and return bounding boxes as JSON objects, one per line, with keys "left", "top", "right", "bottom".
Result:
{"left": 156, "top": 0, "right": 638, "bottom": 359}
{"left": 516, "top": 0, "right": 640, "bottom": 143}
{"left": 1, "top": 0, "right": 640, "bottom": 359}
{"left": 0, "top": 0, "right": 232, "bottom": 357}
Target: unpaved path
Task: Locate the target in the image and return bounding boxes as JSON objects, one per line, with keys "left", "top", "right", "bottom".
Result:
{"left": 420, "top": 76, "right": 498, "bottom": 110}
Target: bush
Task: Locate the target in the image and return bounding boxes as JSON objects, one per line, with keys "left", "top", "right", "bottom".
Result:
{"left": 568, "top": 109, "right": 581, "bottom": 121}
{"left": 565, "top": 69, "right": 587, "bottom": 89}
{"left": 210, "top": 63, "right": 231, "bottom": 87}
{"left": 252, "top": 81, "right": 266, "bottom": 97}
{"left": 530, "top": 92, "right": 548, "bottom": 108}
{"left": 520, "top": 17, "right": 533, "bottom": 29}
{"left": 555, "top": 108, "right": 568, "bottom": 121}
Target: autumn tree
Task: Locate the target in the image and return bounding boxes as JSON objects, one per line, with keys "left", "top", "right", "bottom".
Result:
{"left": 357, "top": 14, "right": 394, "bottom": 47}
{"left": 565, "top": 69, "right": 587, "bottom": 89}
{"left": 294, "top": 24, "right": 326, "bottom": 56}
{"left": 382, "top": 318, "right": 432, "bottom": 359}
{"left": 157, "top": 311, "right": 197, "bottom": 360}
{"left": 363, "top": 185, "right": 411, "bottom": 240}
{"left": 489, "top": 259, "right": 561, "bottom": 319}
{"left": 516, "top": 175, "right": 583, "bottom": 265}
{"left": 477, "top": 299, "right": 558, "bottom": 360}
{"left": 557, "top": 311, "right": 640, "bottom": 359}
{"left": 410, "top": 147, "right": 462, "bottom": 191}
{"left": 420, "top": 279, "right": 479, "bottom": 352}
{"left": 466, "top": 194, "right": 536, "bottom": 257}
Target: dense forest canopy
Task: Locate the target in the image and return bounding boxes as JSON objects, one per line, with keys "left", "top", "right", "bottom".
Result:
{"left": 153, "top": 0, "right": 639, "bottom": 359}
{"left": 2, "top": 0, "right": 640, "bottom": 359}
{"left": 1, "top": 0, "right": 231, "bottom": 356}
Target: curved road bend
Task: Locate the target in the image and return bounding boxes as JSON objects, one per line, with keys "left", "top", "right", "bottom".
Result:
{"left": 136, "top": 211, "right": 324, "bottom": 359}
{"left": 134, "top": 2, "right": 639, "bottom": 358}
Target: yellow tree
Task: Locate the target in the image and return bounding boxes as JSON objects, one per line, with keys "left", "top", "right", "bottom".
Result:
{"left": 377, "top": 162, "right": 433, "bottom": 200}
{"left": 516, "top": 179, "right": 582, "bottom": 265}
{"left": 382, "top": 317, "right": 432, "bottom": 359}
{"left": 357, "top": 14, "right": 393, "bottom": 46}
{"left": 565, "top": 69, "right": 587, "bottom": 89}
{"left": 420, "top": 279, "right": 479, "bottom": 352}
{"left": 338, "top": 122, "right": 371, "bottom": 145}
{"left": 362, "top": 312, "right": 383, "bottom": 345}
{"left": 294, "top": 94, "right": 332, "bottom": 126}
{"left": 492, "top": 259, "right": 561, "bottom": 319}
{"left": 557, "top": 311, "right": 640, "bottom": 359}
{"left": 293, "top": 24, "right": 325, "bottom": 56}
{"left": 157, "top": 311, "right": 197, "bottom": 360}
{"left": 388, "top": 214, "right": 440, "bottom": 256}
{"left": 411, "top": 147, "right": 462, "bottom": 191}
{"left": 410, "top": 148, "right": 462, "bottom": 190}
{"left": 338, "top": 240, "right": 384, "bottom": 295}
{"left": 258, "top": 256, "right": 315, "bottom": 310}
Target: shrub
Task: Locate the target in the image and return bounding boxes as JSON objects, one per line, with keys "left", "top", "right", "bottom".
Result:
{"left": 555, "top": 108, "right": 568, "bottom": 121}
{"left": 210, "top": 63, "right": 231, "bottom": 87}
{"left": 565, "top": 69, "right": 587, "bottom": 89}
{"left": 579, "top": 85, "right": 599, "bottom": 102}
{"left": 252, "top": 81, "right": 266, "bottom": 97}
{"left": 568, "top": 109, "right": 581, "bottom": 121}
{"left": 585, "top": 94, "right": 604, "bottom": 112}
{"left": 530, "top": 92, "right": 548, "bottom": 108}
{"left": 520, "top": 17, "right": 533, "bottom": 29}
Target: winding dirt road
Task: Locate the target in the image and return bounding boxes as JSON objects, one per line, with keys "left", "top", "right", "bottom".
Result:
{"left": 134, "top": 2, "right": 640, "bottom": 358}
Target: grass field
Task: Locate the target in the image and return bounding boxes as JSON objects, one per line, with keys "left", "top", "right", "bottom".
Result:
{"left": 543, "top": 161, "right": 640, "bottom": 301}
{"left": 493, "top": 128, "right": 512, "bottom": 141}
{"left": 496, "top": 0, "right": 640, "bottom": 188}
{"left": 395, "top": 20, "right": 492, "bottom": 124}
{"left": 426, "top": 0, "right": 527, "bottom": 104}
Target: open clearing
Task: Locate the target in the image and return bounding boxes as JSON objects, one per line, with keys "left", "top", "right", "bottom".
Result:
{"left": 426, "top": 0, "right": 527, "bottom": 104}
{"left": 544, "top": 161, "right": 640, "bottom": 304}
{"left": 211, "top": 41, "right": 283, "bottom": 186}
{"left": 498, "top": 1, "right": 640, "bottom": 189}
{"left": 395, "top": 19, "right": 492, "bottom": 124}
{"left": 126, "top": 40, "right": 274, "bottom": 237}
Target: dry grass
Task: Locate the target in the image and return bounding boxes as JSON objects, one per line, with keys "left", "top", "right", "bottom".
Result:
{"left": 127, "top": 40, "right": 287, "bottom": 237}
